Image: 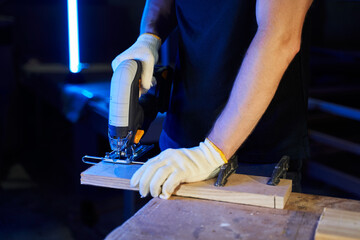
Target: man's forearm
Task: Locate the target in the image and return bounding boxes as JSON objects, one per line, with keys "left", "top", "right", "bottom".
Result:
{"left": 208, "top": 31, "right": 299, "bottom": 159}
{"left": 140, "top": 0, "right": 177, "bottom": 41}
{"left": 208, "top": 0, "right": 312, "bottom": 159}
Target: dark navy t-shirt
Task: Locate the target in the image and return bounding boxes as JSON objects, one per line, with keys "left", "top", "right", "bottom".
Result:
{"left": 161, "top": 0, "right": 310, "bottom": 163}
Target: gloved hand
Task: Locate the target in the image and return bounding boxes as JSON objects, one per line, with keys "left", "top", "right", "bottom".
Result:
{"left": 111, "top": 33, "right": 161, "bottom": 94}
{"left": 130, "top": 139, "right": 227, "bottom": 199}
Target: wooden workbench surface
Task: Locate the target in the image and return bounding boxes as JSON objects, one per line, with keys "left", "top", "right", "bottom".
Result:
{"left": 106, "top": 193, "right": 360, "bottom": 240}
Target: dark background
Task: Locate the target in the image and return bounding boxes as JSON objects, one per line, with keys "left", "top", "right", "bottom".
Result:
{"left": 0, "top": 0, "right": 359, "bottom": 239}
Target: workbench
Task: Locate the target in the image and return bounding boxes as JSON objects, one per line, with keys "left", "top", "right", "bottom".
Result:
{"left": 105, "top": 193, "right": 360, "bottom": 240}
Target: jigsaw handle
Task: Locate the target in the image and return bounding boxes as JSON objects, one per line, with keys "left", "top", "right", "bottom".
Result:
{"left": 108, "top": 59, "right": 144, "bottom": 150}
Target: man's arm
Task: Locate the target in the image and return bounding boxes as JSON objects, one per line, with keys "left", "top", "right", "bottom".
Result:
{"left": 130, "top": 0, "right": 313, "bottom": 199}
{"left": 140, "top": 0, "right": 177, "bottom": 41}
{"left": 111, "top": 0, "right": 176, "bottom": 93}
{"left": 208, "top": 0, "right": 313, "bottom": 159}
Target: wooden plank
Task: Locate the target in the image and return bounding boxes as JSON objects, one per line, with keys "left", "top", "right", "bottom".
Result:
{"left": 105, "top": 194, "right": 360, "bottom": 240}
{"left": 286, "top": 193, "right": 360, "bottom": 214}
{"left": 81, "top": 161, "right": 292, "bottom": 209}
{"left": 315, "top": 208, "right": 360, "bottom": 240}
{"left": 105, "top": 196, "right": 317, "bottom": 240}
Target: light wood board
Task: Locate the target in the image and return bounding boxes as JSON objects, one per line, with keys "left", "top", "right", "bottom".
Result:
{"left": 81, "top": 161, "right": 292, "bottom": 209}
{"left": 105, "top": 194, "right": 360, "bottom": 240}
{"left": 315, "top": 208, "right": 360, "bottom": 240}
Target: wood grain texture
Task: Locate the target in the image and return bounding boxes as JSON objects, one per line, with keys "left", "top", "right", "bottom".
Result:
{"left": 81, "top": 161, "right": 292, "bottom": 209}
{"left": 315, "top": 208, "right": 360, "bottom": 240}
{"left": 286, "top": 193, "right": 360, "bottom": 214}
{"left": 105, "top": 195, "right": 360, "bottom": 240}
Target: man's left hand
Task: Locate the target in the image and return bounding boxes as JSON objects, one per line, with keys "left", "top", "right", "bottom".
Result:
{"left": 130, "top": 139, "right": 227, "bottom": 199}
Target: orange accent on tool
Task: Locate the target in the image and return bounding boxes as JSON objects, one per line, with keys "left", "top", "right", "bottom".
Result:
{"left": 161, "top": 69, "right": 168, "bottom": 79}
{"left": 134, "top": 130, "right": 145, "bottom": 144}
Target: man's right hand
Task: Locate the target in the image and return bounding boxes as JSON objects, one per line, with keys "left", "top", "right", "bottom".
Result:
{"left": 111, "top": 33, "right": 161, "bottom": 95}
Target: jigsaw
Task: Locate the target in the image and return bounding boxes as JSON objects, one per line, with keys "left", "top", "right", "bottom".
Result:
{"left": 82, "top": 59, "right": 239, "bottom": 187}
{"left": 83, "top": 59, "right": 171, "bottom": 165}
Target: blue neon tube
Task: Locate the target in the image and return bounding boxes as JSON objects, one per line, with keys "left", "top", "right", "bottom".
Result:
{"left": 67, "top": 0, "right": 81, "bottom": 73}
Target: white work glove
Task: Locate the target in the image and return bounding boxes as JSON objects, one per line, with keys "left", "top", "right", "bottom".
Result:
{"left": 111, "top": 33, "right": 161, "bottom": 94}
{"left": 130, "top": 139, "right": 227, "bottom": 199}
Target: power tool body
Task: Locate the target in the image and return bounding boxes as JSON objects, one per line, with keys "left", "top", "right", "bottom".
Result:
{"left": 83, "top": 59, "right": 171, "bottom": 165}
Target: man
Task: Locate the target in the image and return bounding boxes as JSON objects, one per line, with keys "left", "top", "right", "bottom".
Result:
{"left": 112, "top": 0, "right": 313, "bottom": 199}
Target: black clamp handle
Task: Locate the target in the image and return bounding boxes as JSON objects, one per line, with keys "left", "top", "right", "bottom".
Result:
{"left": 267, "top": 155, "right": 290, "bottom": 186}
{"left": 214, "top": 155, "right": 238, "bottom": 187}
